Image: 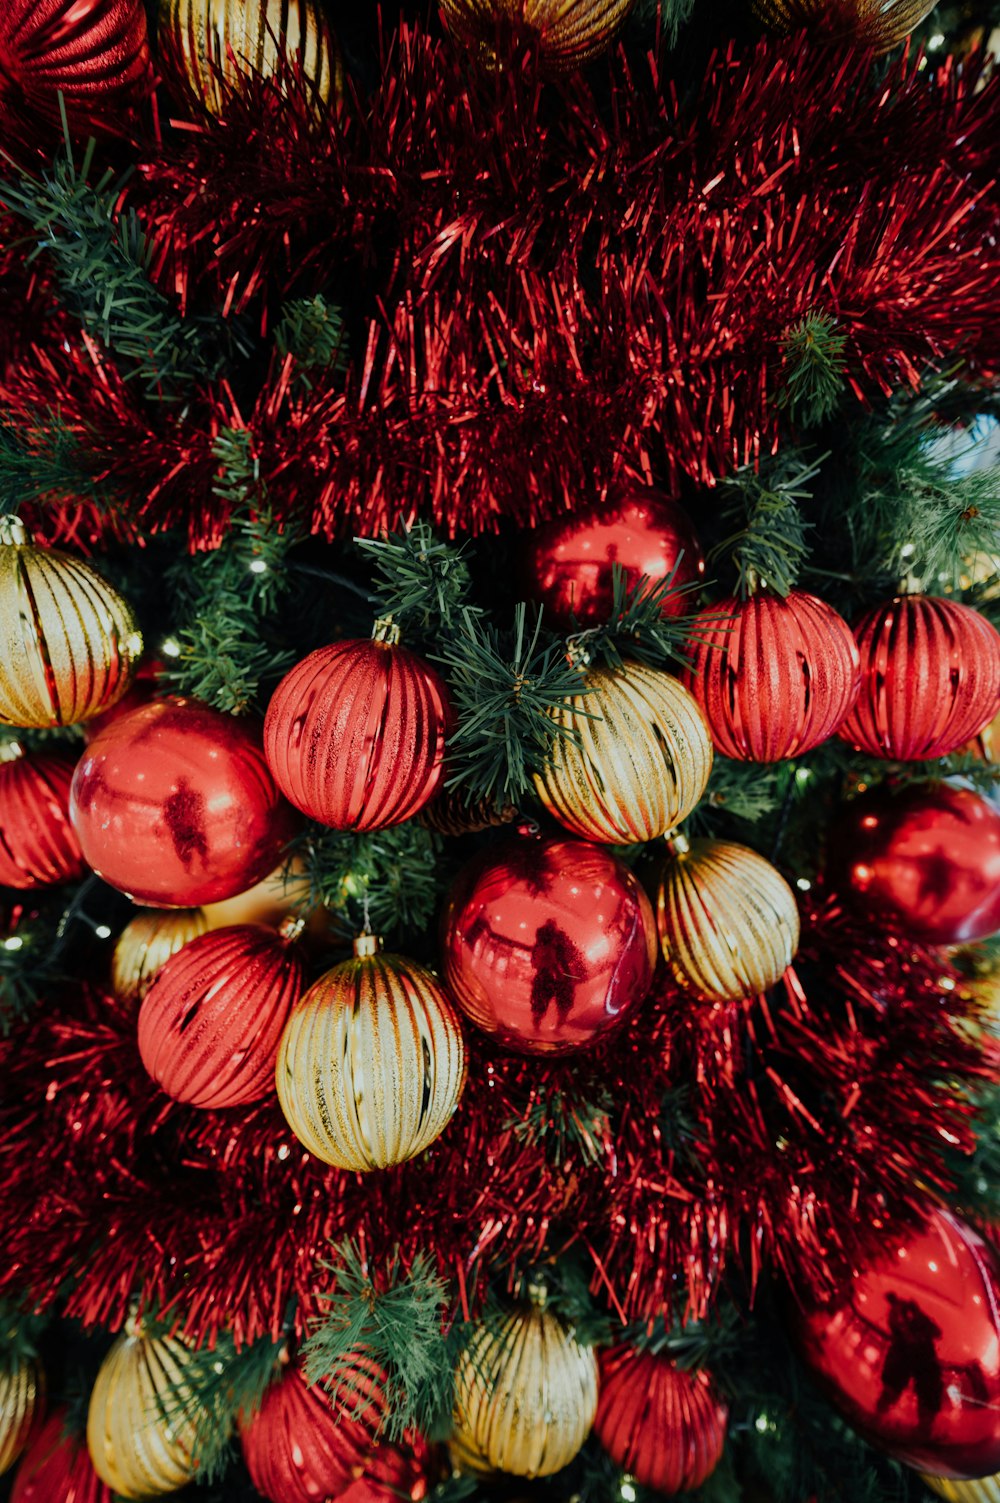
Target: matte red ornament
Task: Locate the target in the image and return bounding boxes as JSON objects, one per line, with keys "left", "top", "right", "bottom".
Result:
{"left": 838, "top": 595, "right": 1000, "bottom": 761}
{"left": 828, "top": 781, "right": 1000, "bottom": 946}
{"left": 681, "top": 591, "right": 860, "bottom": 761}
{"left": 240, "top": 1365, "right": 383, "bottom": 1503}
{"left": 264, "top": 623, "right": 451, "bottom": 831}
{"left": 789, "top": 1209, "right": 1000, "bottom": 1479}
{"left": 12, "top": 1409, "right": 110, "bottom": 1503}
{"left": 0, "top": 748, "right": 85, "bottom": 889}
{"left": 523, "top": 485, "right": 704, "bottom": 630}
{"left": 441, "top": 833, "right": 657, "bottom": 1054}
{"left": 0, "top": 0, "right": 150, "bottom": 128}
{"left": 137, "top": 924, "right": 303, "bottom": 1108}
{"left": 69, "top": 698, "right": 296, "bottom": 907}
{"left": 595, "top": 1346, "right": 729, "bottom": 1494}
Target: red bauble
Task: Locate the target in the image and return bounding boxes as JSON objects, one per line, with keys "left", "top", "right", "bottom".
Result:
{"left": 69, "top": 698, "right": 296, "bottom": 907}
{"left": 595, "top": 1346, "right": 729, "bottom": 1495}
{"left": 264, "top": 628, "right": 451, "bottom": 831}
{"left": 441, "top": 833, "right": 657, "bottom": 1054}
{"left": 12, "top": 1409, "right": 110, "bottom": 1503}
{"left": 240, "top": 1365, "right": 383, "bottom": 1503}
{"left": 523, "top": 485, "right": 705, "bottom": 630}
{"left": 0, "top": 0, "right": 150, "bottom": 128}
{"left": 138, "top": 925, "right": 303, "bottom": 1108}
{"left": 837, "top": 595, "right": 1000, "bottom": 761}
{"left": 789, "top": 1209, "right": 1000, "bottom": 1478}
{"left": 339, "top": 1437, "right": 432, "bottom": 1503}
{"left": 681, "top": 591, "right": 860, "bottom": 762}
{"left": 828, "top": 782, "right": 1000, "bottom": 946}
{"left": 0, "top": 749, "right": 85, "bottom": 888}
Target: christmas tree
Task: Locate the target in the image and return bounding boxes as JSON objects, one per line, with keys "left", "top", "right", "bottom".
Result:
{"left": 0, "top": 0, "right": 999, "bottom": 1500}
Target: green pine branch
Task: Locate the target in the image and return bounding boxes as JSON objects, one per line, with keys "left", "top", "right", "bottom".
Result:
{"left": 689, "top": 755, "right": 787, "bottom": 832}
{"left": 0, "top": 879, "right": 83, "bottom": 1033}
{"left": 157, "top": 1332, "right": 285, "bottom": 1484}
{"left": 508, "top": 1082, "right": 613, "bottom": 1169}
{"left": 0, "top": 1299, "right": 49, "bottom": 1378}
{"left": 274, "top": 294, "right": 349, "bottom": 389}
{"left": 777, "top": 314, "right": 848, "bottom": 430}
{"left": 709, "top": 452, "right": 820, "bottom": 599}
{"left": 0, "top": 414, "right": 108, "bottom": 513}
{"left": 357, "top": 522, "right": 478, "bottom": 642}
{"left": 291, "top": 821, "right": 446, "bottom": 940}
{"left": 570, "top": 564, "right": 716, "bottom": 672}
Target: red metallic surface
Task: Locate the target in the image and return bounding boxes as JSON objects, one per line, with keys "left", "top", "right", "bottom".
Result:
{"left": 0, "top": 0, "right": 149, "bottom": 121}
{"left": 829, "top": 782, "right": 1000, "bottom": 946}
{"left": 838, "top": 595, "right": 1000, "bottom": 761}
{"left": 595, "top": 1346, "right": 728, "bottom": 1494}
{"left": 12, "top": 1410, "right": 110, "bottom": 1503}
{"left": 0, "top": 751, "right": 85, "bottom": 889}
{"left": 441, "top": 834, "right": 657, "bottom": 1055}
{"left": 790, "top": 1210, "right": 1000, "bottom": 1479}
{"left": 264, "top": 638, "right": 451, "bottom": 830}
{"left": 682, "top": 591, "right": 860, "bottom": 762}
{"left": 137, "top": 925, "right": 303, "bottom": 1109}
{"left": 69, "top": 698, "right": 295, "bottom": 906}
{"left": 337, "top": 1436, "right": 432, "bottom": 1503}
{"left": 240, "top": 1365, "right": 382, "bottom": 1503}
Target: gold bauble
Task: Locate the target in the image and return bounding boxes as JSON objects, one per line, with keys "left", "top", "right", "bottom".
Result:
{"left": 439, "top": 0, "right": 636, "bottom": 69}
{"left": 111, "top": 907, "right": 208, "bottom": 1004}
{"left": 87, "top": 1324, "right": 199, "bottom": 1498}
{"left": 750, "top": 0, "right": 935, "bottom": 53}
{"left": 0, "top": 516, "right": 142, "bottom": 729}
{"left": 276, "top": 936, "right": 466, "bottom": 1172}
{"left": 160, "top": 0, "right": 342, "bottom": 114}
{"left": 656, "top": 836, "right": 800, "bottom": 1002}
{"left": 922, "top": 1474, "right": 1000, "bottom": 1502}
{"left": 533, "top": 659, "right": 713, "bottom": 844}
{"left": 452, "top": 1306, "right": 598, "bottom": 1478}
{"left": 0, "top": 1357, "right": 43, "bottom": 1475}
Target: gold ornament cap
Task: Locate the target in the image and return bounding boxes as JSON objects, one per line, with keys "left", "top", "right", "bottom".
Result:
{"left": 372, "top": 616, "right": 401, "bottom": 646}
{"left": 0, "top": 516, "right": 28, "bottom": 547}
{"left": 353, "top": 932, "right": 382, "bottom": 958}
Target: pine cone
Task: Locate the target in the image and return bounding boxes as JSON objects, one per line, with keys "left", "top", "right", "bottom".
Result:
{"left": 418, "top": 788, "right": 518, "bottom": 836}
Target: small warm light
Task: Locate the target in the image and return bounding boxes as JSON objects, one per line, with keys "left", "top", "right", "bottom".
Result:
{"left": 249, "top": 559, "right": 268, "bottom": 575}
{"left": 213, "top": 1360, "right": 225, "bottom": 1375}
{"left": 795, "top": 767, "right": 812, "bottom": 785}
{"left": 928, "top": 31, "right": 945, "bottom": 47}
{"left": 4, "top": 935, "right": 24, "bottom": 951}
{"left": 277, "top": 1144, "right": 291, "bottom": 1161}
{"left": 620, "top": 1483, "right": 637, "bottom": 1502}
{"left": 161, "top": 636, "right": 182, "bottom": 658}
{"left": 940, "top": 976, "right": 956, "bottom": 992}
{"left": 796, "top": 877, "right": 812, "bottom": 892}
{"left": 900, "top": 542, "right": 916, "bottom": 560}
{"left": 755, "top": 1413, "right": 770, "bottom": 1434}
{"left": 94, "top": 924, "right": 113, "bottom": 940}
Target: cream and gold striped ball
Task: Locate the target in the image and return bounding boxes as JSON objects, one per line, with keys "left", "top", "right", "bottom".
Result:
{"left": 452, "top": 1306, "right": 598, "bottom": 1479}
{"left": 922, "top": 1474, "right": 1000, "bottom": 1502}
{"left": 160, "top": 0, "right": 341, "bottom": 113}
{"left": 533, "top": 659, "right": 713, "bottom": 844}
{"left": 87, "top": 1325, "right": 199, "bottom": 1499}
{"left": 656, "top": 838, "right": 800, "bottom": 1002}
{"left": 0, "top": 1357, "right": 43, "bottom": 1475}
{"left": 276, "top": 939, "right": 466, "bottom": 1172}
{"left": 112, "top": 907, "right": 208, "bottom": 1005}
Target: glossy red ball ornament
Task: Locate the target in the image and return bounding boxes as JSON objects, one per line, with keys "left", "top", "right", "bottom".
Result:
{"left": 69, "top": 698, "right": 296, "bottom": 907}
{"left": 837, "top": 596, "right": 1000, "bottom": 761}
{"left": 240, "top": 1365, "right": 383, "bottom": 1503}
{"left": 0, "top": 747, "right": 85, "bottom": 889}
{"left": 138, "top": 924, "right": 303, "bottom": 1108}
{"left": 264, "top": 622, "right": 451, "bottom": 831}
{"left": 681, "top": 591, "right": 860, "bottom": 761}
{"left": 441, "top": 834, "right": 657, "bottom": 1054}
{"left": 789, "top": 1209, "right": 1000, "bottom": 1478}
{"left": 12, "top": 1409, "right": 111, "bottom": 1503}
{"left": 338, "top": 1438, "right": 431, "bottom": 1503}
{"left": 595, "top": 1346, "right": 729, "bottom": 1494}
{"left": 523, "top": 485, "right": 705, "bottom": 630}
{"left": 0, "top": 0, "right": 150, "bottom": 128}
{"left": 829, "top": 782, "right": 1000, "bottom": 946}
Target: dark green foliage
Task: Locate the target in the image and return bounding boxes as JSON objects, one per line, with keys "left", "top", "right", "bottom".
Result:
{"left": 709, "top": 452, "right": 820, "bottom": 599}
{"left": 157, "top": 1333, "right": 285, "bottom": 1484}
{"left": 357, "top": 522, "right": 477, "bottom": 641}
{"left": 777, "top": 314, "right": 848, "bottom": 429}
{"left": 0, "top": 415, "right": 108, "bottom": 514}
{"left": 945, "top": 1078, "right": 1000, "bottom": 1225}
{"left": 508, "top": 1082, "right": 613, "bottom": 1168}
{"left": 0, "top": 1299, "right": 49, "bottom": 1378}
{"left": 292, "top": 821, "right": 446, "bottom": 941}
{"left": 0, "top": 873, "right": 93, "bottom": 1033}
{"left": 691, "top": 755, "right": 787, "bottom": 831}
{"left": 572, "top": 565, "right": 716, "bottom": 672}
{"left": 274, "top": 294, "right": 348, "bottom": 386}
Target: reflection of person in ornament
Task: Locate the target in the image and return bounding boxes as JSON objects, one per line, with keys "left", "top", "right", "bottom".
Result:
{"left": 530, "top": 920, "right": 589, "bottom": 1025}
{"left": 162, "top": 777, "right": 211, "bottom": 870}
{"left": 876, "top": 1293, "right": 943, "bottom": 1429}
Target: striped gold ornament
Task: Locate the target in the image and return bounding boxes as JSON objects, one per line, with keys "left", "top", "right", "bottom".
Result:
{"left": 87, "top": 1323, "right": 198, "bottom": 1499}
{"left": 0, "top": 517, "right": 142, "bottom": 730}
{"left": 276, "top": 936, "right": 466, "bottom": 1171}
{"left": 922, "top": 1475, "right": 1000, "bottom": 1502}
{"left": 533, "top": 658, "right": 713, "bottom": 844}
{"left": 656, "top": 836, "right": 800, "bottom": 1002}
{"left": 0, "top": 1357, "right": 43, "bottom": 1476}
{"left": 112, "top": 907, "right": 208, "bottom": 1005}
{"left": 452, "top": 1306, "right": 598, "bottom": 1479}
{"left": 161, "top": 0, "right": 342, "bottom": 114}
{"left": 750, "top": 0, "right": 935, "bottom": 52}
{"left": 439, "top": 0, "right": 636, "bottom": 69}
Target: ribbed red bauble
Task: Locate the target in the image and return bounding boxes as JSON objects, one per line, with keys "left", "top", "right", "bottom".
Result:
{"left": 838, "top": 595, "right": 1000, "bottom": 761}
{"left": 828, "top": 782, "right": 1000, "bottom": 946}
{"left": 0, "top": 746, "right": 85, "bottom": 888}
{"left": 264, "top": 621, "right": 451, "bottom": 830}
{"left": 240, "top": 1365, "right": 383, "bottom": 1503}
{"left": 595, "top": 1346, "right": 729, "bottom": 1494}
{"left": 0, "top": 0, "right": 150, "bottom": 128}
{"left": 523, "top": 485, "right": 704, "bottom": 630}
{"left": 681, "top": 591, "right": 860, "bottom": 761}
{"left": 138, "top": 924, "right": 303, "bottom": 1108}
{"left": 441, "top": 833, "right": 657, "bottom": 1054}
{"left": 339, "top": 1436, "right": 432, "bottom": 1503}
{"left": 12, "top": 1409, "right": 110, "bottom": 1503}
{"left": 69, "top": 698, "right": 296, "bottom": 906}
{"left": 789, "top": 1209, "right": 1000, "bottom": 1478}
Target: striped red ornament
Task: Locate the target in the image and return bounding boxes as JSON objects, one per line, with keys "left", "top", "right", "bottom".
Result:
{"left": 263, "top": 622, "right": 451, "bottom": 831}
{"left": 0, "top": 0, "right": 150, "bottom": 127}
{"left": 0, "top": 748, "right": 85, "bottom": 889}
{"left": 137, "top": 924, "right": 303, "bottom": 1109}
{"left": 681, "top": 591, "right": 860, "bottom": 762}
{"left": 595, "top": 1346, "right": 729, "bottom": 1495}
{"left": 837, "top": 595, "right": 1000, "bottom": 761}
{"left": 12, "top": 1409, "right": 111, "bottom": 1503}
{"left": 240, "top": 1364, "right": 383, "bottom": 1503}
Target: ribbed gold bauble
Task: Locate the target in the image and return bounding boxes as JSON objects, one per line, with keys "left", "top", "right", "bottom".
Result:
{"left": 656, "top": 837, "right": 800, "bottom": 1002}
{"left": 922, "top": 1474, "right": 1000, "bottom": 1502}
{"left": 0, "top": 517, "right": 142, "bottom": 729}
{"left": 750, "top": 0, "right": 935, "bottom": 53}
{"left": 87, "top": 1324, "right": 199, "bottom": 1498}
{"left": 439, "top": 0, "right": 636, "bottom": 69}
{"left": 276, "top": 936, "right": 466, "bottom": 1171}
{"left": 0, "top": 1357, "right": 43, "bottom": 1475}
{"left": 452, "top": 1307, "right": 598, "bottom": 1479}
{"left": 160, "top": 0, "right": 342, "bottom": 113}
{"left": 533, "top": 659, "right": 713, "bottom": 844}
{"left": 111, "top": 907, "right": 208, "bottom": 1005}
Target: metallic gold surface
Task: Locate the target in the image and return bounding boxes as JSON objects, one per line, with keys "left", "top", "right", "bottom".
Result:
{"left": 750, "top": 0, "right": 935, "bottom": 52}
{"left": 923, "top": 1475, "right": 1000, "bottom": 1502}
{"left": 440, "top": 0, "right": 636, "bottom": 68}
{"left": 0, "top": 1358, "right": 42, "bottom": 1476}
{"left": 87, "top": 1327, "right": 198, "bottom": 1499}
{"left": 162, "top": 0, "right": 341, "bottom": 113}
{"left": 111, "top": 908, "right": 208, "bottom": 1005}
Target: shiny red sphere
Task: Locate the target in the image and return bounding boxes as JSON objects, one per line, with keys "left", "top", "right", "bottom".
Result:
{"left": 789, "top": 1209, "right": 1000, "bottom": 1478}
{"left": 337, "top": 1439, "right": 431, "bottom": 1503}
{"left": 595, "top": 1347, "right": 728, "bottom": 1494}
{"left": 0, "top": 0, "right": 150, "bottom": 125}
{"left": 138, "top": 925, "right": 303, "bottom": 1109}
{"left": 837, "top": 595, "right": 1000, "bottom": 761}
{"left": 240, "top": 1365, "right": 383, "bottom": 1503}
{"left": 829, "top": 781, "right": 1000, "bottom": 946}
{"left": 264, "top": 637, "right": 451, "bottom": 830}
{"left": 523, "top": 485, "right": 704, "bottom": 630}
{"left": 69, "top": 698, "right": 296, "bottom": 907}
{"left": 12, "top": 1409, "right": 110, "bottom": 1503}
{"left": 441, "top": 834, "right": 657, "bottom": 1054}
{"left": 0, "top": 750, "right": 85, "bottom": 888}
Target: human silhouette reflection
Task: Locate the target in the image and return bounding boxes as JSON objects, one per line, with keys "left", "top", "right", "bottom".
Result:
{"left": 530, "top": 921, "right": 588, "bottom": 1025}
{"left": 875, "top": 1293, "right": 943, "bottom": 1429}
